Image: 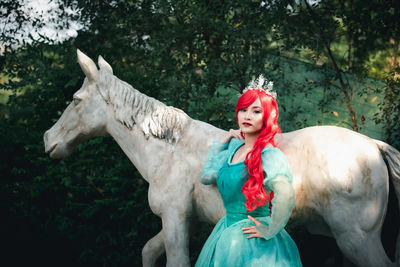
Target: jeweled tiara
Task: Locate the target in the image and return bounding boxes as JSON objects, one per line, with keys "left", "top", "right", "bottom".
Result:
{"left": 242, "top": 75, "right": 276, "bottom": 99}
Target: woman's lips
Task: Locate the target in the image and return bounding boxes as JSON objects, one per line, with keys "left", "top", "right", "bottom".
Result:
{"left": 242, "top": 122, "right": 252, "bottom": 127}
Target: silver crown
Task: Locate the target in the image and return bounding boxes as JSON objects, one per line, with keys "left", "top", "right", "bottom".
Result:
{"left": 242, "top": 75, "right": 276, "bottom": 99}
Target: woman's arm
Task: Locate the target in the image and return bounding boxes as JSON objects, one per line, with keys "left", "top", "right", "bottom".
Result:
{"left": 241, "top": 178, "right": 295, "bottom": 240}
{"left": 200, "top": 129, "right": 243, "bottom": 185}
{"left": 242, "top": 148, "right": 295, "bottom": 240}
{"left": 255, "top": 178, "right": 295, "bottom": 239}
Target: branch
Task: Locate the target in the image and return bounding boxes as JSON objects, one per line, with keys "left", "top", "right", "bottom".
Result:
{"left": 303, "top": 0, "right": 358, "bottom": 131}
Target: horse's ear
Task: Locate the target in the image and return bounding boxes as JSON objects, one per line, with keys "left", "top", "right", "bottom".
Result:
{"left": 98, "top": 55, "right": 113, "bottom": 74}
{"left": 77, "top": 49, "right": 99, "bottom": 83}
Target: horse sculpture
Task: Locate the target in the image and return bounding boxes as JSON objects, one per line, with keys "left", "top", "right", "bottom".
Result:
{"left": 44, "top": 50, "right": 400, "bottom": 267}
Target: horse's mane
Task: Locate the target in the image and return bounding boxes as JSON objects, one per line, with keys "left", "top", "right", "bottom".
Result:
{"left": 98, "top": 69, "right": 189, "bottom": 143}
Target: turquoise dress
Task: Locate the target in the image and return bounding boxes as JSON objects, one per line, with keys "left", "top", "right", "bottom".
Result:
{"left": 196, "top": 138, "right": 302, "bottom": 267}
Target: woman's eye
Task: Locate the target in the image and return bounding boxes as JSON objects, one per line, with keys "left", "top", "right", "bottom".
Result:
{"left": 240, "top": 109, "right": 247, "bottom": 112}
{"left": 73, "top": 98, "right": 80, "bottom": 105}
{"left": 254, "top": 110, "right": 261, "bottom": 114}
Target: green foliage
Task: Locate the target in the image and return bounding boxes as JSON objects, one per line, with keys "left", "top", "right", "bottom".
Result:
{"left": 375, "top": 68, "right": 400, "bottom": 149}
{"left": 268, "top": 0, "right": 400, "bottom": 132}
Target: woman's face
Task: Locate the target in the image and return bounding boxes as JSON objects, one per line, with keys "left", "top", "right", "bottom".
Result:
{"left": 237, "top": 98, "right": 264, "bottom": 136}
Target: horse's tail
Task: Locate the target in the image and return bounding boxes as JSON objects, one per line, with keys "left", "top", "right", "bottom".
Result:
{"left": 374, "top": 139, "right": 400, "bottom": 264}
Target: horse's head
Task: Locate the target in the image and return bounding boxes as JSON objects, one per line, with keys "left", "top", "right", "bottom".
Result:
{"left": 44, "top": 49, "right": 113, "bottom": 158}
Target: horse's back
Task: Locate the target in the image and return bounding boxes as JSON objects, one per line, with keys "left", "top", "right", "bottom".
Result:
{"left": 281, "top": 126, "right": 388, "bottom": 213}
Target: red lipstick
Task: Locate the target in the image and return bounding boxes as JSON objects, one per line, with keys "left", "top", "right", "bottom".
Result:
{"left": 242, "top": 122, "right": 252, "bottom": 127}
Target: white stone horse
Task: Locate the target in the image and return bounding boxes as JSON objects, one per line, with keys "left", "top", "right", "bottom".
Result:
{"left": 44, "top": 50, "right": 400, "bottom": 267}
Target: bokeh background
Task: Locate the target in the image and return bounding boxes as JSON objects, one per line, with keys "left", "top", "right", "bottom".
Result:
{"left": 1, "top": 0, "right": 399, "bottom": 266}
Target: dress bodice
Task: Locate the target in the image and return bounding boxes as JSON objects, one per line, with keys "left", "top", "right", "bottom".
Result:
{"left": 217, "top": 142, "right": 269, "bottom": 226}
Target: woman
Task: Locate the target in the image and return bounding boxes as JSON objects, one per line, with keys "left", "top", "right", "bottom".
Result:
{"left": 196, "top": 76, "right": 302, "bottom": 267}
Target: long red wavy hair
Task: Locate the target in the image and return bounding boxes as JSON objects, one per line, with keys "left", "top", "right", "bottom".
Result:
{"left": 235, "top": 89, "right": 281, "bottom": 212}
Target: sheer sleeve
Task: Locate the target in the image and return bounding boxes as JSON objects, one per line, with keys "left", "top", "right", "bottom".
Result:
{"left": 200, "top": 141, "right": 230, "bottom": 185}
{"left": 255, "top": 148, "right": 295, "bottom": 240}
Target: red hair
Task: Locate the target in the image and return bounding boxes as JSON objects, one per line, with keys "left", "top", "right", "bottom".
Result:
{"left": 235, "top": 89, "right": 281, "bottom": 212}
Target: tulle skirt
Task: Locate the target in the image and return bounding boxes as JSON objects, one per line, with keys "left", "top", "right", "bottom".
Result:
{"left": 195, "top": 216, "right": 302, "bottom": 267}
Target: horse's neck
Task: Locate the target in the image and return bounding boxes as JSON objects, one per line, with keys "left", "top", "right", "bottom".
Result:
{"left": 106, "top": 118, "right": 169, "bottom": 183}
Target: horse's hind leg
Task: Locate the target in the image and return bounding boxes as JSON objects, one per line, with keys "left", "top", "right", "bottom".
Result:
{"left": 328, "top": 193, "right": 394, "bottom": 267}
{"left": 334, "top": 229, "right": 395, "bottom": 267}
{"left": 142, "top": 230, "right": 165, "bottom": 267}
{"left": 331, "top": 200, "right": 396, "bottom": 267}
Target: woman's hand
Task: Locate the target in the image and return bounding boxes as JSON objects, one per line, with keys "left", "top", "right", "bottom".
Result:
{"left": 242, "top": 215, "right": 263, "bottom": 239}
{"left": 220, "top": 129, "right": 244, "bottom": 143}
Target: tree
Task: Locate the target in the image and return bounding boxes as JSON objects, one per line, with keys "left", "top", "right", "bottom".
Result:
{"left": 268, "top": 0, "right": 400, "bottom": 134}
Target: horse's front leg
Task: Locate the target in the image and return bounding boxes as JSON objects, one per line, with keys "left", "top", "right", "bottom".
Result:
{"left": 147, "top": 173, "right": 193, "bottom": 267}
{"left": 162, "top": 207, "right": 191, "bottom": 267}
{"left": 142, "top": 230, "right": 165, "bottom": 267}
